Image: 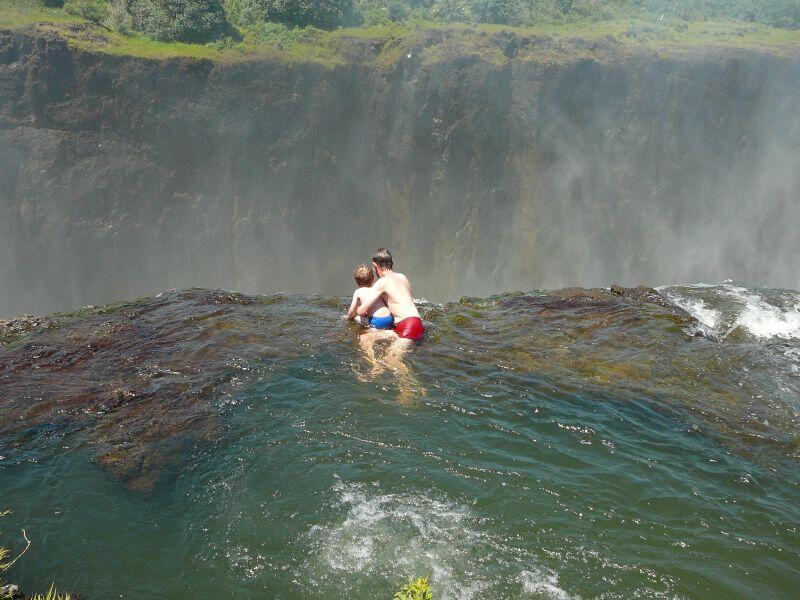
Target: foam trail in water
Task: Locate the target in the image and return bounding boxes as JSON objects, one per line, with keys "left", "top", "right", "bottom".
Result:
{"left": 724, "top": 287, "right": 800, "bottom": 340}
{"left": 519, "top": 569, "right": 571, "bottom": 600}
{"left": 665, "top": 293, "right": 720, "bottom": 336}
{"left": 663, "top": 284, "right": 800, "bottom": 341}
{"left": 304, "top": 480, "right": 571, "bottom": 599}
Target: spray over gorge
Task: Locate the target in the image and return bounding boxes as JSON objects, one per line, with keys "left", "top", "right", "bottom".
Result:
{"left": 2, "top": 29, "right": 800, "bottom": 315}
{"left": 1, "top": 1, "right": 800, "bottom": 598}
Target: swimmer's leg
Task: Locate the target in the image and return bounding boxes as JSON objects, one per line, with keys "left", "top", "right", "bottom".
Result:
{"left": 358, "top": 330, "right": 380, "bottom": 375}
{"left": 384, "top": 338, "right": 426, "bottom": 402}
{"left": 385, "top": 337, "right": 414, "bottom": 372}
{"left": 358, "top": 329, "right": 397, "bottom": 377}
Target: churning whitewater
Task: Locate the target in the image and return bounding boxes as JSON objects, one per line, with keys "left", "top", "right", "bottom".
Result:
{"left": 1, "top": 284, "right": 798, "bottom": 598}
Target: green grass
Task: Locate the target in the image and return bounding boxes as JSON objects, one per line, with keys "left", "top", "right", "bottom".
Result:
{"left": 0, "top": 4, "right": 83, "bottom": 28}
{"left": 27, "top": 584, "right": 71, "bottom": 600}
{"left": 1, "top": 2, "right": 799, "bottom": 65}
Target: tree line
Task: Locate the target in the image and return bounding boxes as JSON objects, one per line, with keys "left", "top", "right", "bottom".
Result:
{"left": 50, "top": 0, "right": 800, "bottom": 44}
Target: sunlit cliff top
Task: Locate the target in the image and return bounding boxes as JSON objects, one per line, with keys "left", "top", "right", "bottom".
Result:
{"left": 2, "top": 4, "right": 800, "bottom": 66}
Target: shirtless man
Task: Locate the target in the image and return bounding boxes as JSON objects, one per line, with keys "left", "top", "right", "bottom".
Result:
{"left": 356, "top": 248, "right": 424, "bottom": 347}
{"left": 353, "top": 248, "right": 424, "bottom": 399}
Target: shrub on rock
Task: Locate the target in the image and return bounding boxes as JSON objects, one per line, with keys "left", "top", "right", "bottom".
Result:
{"left": 126, "top": 0, "right": 230, "bottom": 42}
{"left": 63, "top": 0, "right": 109, "bottom": 24}
{"left": 471, "top": 0, "right": 524, "bottom": 24}
{"left": 225, "top": 0, "right": 353, "bottom": 30}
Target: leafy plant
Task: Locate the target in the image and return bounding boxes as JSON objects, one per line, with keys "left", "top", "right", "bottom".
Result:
{"left": 106, "top": 0, "right": 134, "bottom": 32}
{"left": 353, "top": 0, "right": 413, "bottom": 25}
{"left": 394, "top": 576, "right": 433, "bottom": 600}
{"left": 126, "top": 0, "right": 231, "bottom": 42}
{"left": 63, "top": 0, "right": 108, "bottom": 23}
{"left": 224, "top": 0, "right": 353, "bottom": 30}
{"left": 28, "top": 583, "right": 72, "bottom": 600}
{"left": 471, "top": 0, "right": 524, "bottom": 25}
{"left": 429, "top": 0, "right": 472, "bottom": 23}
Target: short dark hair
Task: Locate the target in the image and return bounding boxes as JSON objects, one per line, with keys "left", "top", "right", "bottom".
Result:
{"left": 372, "top": 248, "right": 393, "bottom": 269}
{"left": 353, "top": 264, "right": 374, "bottom": 287}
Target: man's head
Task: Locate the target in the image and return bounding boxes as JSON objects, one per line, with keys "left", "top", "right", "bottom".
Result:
{"left": 371, "top": 248, "right": 393, "bottom": 276}
{"left": 353, "top": 263, "right": 374, "bottom": 288}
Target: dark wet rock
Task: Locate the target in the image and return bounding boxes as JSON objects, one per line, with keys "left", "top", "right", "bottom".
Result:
{"left": 2, "top": 285, "right": 799, "bottom": 489}
{"left": 609, "top": 284, "right": 671, "bottom": 307}
{"left": 0, "top": 291, "right": 250, "bottom": 491}
{"left": 493, "top": 31, "right": 518, "bottom": 58}
{"left": 0, "top": 288, "right": 371, "bottom": 490}
{"left": 0, "top": 315, "right": 59, "bottom": 346}
{"left": 0, "top": 584, "right": 22, "bottom": 599}
{"left": 497, "top": 286, "right": 683, "bottom": 317}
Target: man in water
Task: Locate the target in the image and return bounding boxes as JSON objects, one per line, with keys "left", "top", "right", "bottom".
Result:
{"left": 353, "top": 248, "right": 424, "bottom": 400}
{"left": 357, "top": 248, "right": 424, "bottom": 348}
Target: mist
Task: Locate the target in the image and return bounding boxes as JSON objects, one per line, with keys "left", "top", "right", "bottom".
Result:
{"left": 1, "top": 35, "right": 799, "bottom": 318}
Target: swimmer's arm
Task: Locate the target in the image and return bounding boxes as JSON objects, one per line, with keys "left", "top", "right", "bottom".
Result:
{"left": 345, "top": 291, "right": 360, "bottom": 320}
{"left": 356, "top": 281, "right": 386, "bottom": 316}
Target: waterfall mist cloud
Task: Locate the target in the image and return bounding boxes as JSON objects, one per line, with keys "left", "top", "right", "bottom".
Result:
{"left": 0, "top": 35, "right": 799, "bottom": 317}
{"left": 520, "top": 54, "right": 800, "bottom": 292}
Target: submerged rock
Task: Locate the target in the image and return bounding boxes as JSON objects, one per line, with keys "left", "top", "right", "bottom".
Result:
{"left": 609, "top": 284, "right": 671, "bottom": 307}
{"left": 0, "top": 584, "right": 21, "bottom": 599}
{"left": 1, "top": 285, "right": 798, "bottom": 493}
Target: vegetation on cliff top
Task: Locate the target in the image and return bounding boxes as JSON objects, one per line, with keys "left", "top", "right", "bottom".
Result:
{"left": 1, "top": 0, "right": 799, "bottom": 64}
{"left": 43, "top": 0, "right": 800, "bottom": 40}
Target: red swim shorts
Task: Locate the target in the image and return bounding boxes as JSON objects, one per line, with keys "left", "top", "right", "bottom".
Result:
{"left": 394, "top": 316, "right": 425, "bottom": 341}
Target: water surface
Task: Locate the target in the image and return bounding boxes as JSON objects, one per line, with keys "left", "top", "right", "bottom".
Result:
{"left": 1, "top": 285, "right": 798, "bottom": 598}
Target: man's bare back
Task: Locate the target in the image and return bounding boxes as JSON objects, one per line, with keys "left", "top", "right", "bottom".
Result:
{"left": 355, "top": 269, "right": 419, "bottom": 322}
{"left": 371, "top": 271, "right": 419, "bottom": 321}
{"left": 351, "top": 249, "right": 425, "bottom": 400}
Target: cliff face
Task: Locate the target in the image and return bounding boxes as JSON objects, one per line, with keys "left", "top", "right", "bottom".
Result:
{"left": 1, "top": 30, "right": 799, "bottom": 316}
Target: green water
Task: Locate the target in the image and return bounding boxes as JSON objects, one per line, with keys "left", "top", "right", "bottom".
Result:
{"left": 1, "top": 286, "right": 798, "bottom": 598}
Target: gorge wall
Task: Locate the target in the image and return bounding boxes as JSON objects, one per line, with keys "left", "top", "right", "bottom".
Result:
{"left": 1, "top": 29, "right": 799, "bottom": 316}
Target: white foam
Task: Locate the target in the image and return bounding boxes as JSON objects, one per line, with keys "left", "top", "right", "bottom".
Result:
{"left": 519, "top": 569, "right": 572, "bottom": 599}
{"left": 305, "top": 481, "right": 567, "bottom": 599}
{"left": 724, "top": 289, "right": 800, "bottom": 340}
{"left": 667, "top": 285, "right": 800, "bottom": 341}
{"left": 785, "top": 348, "right": 800, "bottom": 360}
{"left": 655, "top": 282, "right": 723, "bottom": 291}
{"left": 668, "top": 295, "right": 720, "bottom": 332}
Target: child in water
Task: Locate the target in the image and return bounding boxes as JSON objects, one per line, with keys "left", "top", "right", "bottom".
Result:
{"left": 346, "top": 263, "right": 398, "bottom": 378}
{"left": 346, "top": 264, "right": 394, "bottom": 329}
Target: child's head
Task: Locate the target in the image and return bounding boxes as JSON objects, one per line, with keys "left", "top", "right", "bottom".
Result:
{"left": 353, "top": 263, "right": 374, "bottom": 287}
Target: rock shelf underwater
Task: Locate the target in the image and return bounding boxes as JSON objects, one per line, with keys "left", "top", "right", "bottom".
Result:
{"left": 1, "top": 285, "right": 799, "bottom": 597}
